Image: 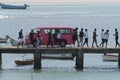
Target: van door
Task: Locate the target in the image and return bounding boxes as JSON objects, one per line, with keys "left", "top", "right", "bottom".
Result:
{"left": 42, "top": 28, "right": 55, "bottom": 45}
{"left": 59, "top": 28, "right": 73, "bottom": 44}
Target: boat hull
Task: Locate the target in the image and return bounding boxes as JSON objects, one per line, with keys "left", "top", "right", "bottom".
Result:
{"left": 0, "top": 40, "right": 7, "bottom": 43}
{"left": 15, "top": 59, "right": 34, "bottom": 65}
{"left": 102, "top": 55, "right": 118, "bottom": 61}
{"left": 1, "top": 3, "right": 28, "bottom": 9}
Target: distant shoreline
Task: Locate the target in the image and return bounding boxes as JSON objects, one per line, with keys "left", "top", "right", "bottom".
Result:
{"left": 1, "top": 0, "right": 120, "bottom": 3}
{"left": 1, "top": 2, "right": 120, "bottom": 4}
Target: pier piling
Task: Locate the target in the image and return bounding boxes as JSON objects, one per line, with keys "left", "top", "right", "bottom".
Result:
{"left": 34, "top": 49, "right": 41, "bottom": 69}
{"left": 0, "top": 52, "right": 1, "bottom": 69}
{"left": 118, "top": 53, "right": 120, "bottom": 68}
{"left": 76, "top": 50, "right": 84, "bottom": 69}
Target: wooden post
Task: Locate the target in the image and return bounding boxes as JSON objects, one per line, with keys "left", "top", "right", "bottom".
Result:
{"left": 75, "top": 49, "right": 84, "bottom": 69}
{"left": 0, "top": 52, "right": 2, "bottom": 69}
{"left": 34, "top": 49, "right": 41, "bottom": 69}
{"left": 118, "top": 53, "right": 120, "bottom": 68}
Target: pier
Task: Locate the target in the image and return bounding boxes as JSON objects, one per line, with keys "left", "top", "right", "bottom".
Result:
{"left": 0, "top": 47, "right": 120, "bottom": 69}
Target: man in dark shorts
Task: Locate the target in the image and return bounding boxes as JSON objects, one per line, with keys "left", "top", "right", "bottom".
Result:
{"left": 113, "top": 28, "right": 120, "bottom": 47}
{"left": 47, "top": 29, "right": 53, "bottom": 48}
{"left": 92, "top": 28, "right": 98, "bottom": 47}
{"left": 79, "top": 28, "right": 84, "bottom": 47}
{"left": 29, "top": 29, "right": 34, "bottom": 47}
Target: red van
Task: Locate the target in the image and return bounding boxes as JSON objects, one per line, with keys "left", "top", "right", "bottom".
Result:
{"left": 25, "top": 26, "right": 74, "bottom": 47}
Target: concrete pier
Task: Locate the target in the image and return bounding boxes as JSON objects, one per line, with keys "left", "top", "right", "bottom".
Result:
{"left": 0, "top": 47, "right": 120, "bottom": 69}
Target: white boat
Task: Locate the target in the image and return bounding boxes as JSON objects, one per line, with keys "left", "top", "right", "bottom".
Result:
{"left": 42, "top": 53, "right": 74, "bottom": 60}
{"left": 0, "top": 35, "right": 8, "bottom": 43}
{"left": 0, "top": 3, "right": 29, "bottom": 9}
{"left": 10, "top": 40, "right": 18, "bottom": 46}
{"left": 102, "top": 54, "right": 118, "bottom": 61}
{"left": 6, "top": 35, "right": 18, "bottom": 46}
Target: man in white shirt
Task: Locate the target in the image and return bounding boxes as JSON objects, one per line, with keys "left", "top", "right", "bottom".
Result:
{"left": 99, "top": 29, "right": 105, "bottom": 47}
{"left": 57, "top": 31, "right": 61, "bottom": 39}
{"left": 104, "top": 30, "right": 109, "bottom": 48}
{"left": 83, "top": 29, "right": 89, "bottom": 47}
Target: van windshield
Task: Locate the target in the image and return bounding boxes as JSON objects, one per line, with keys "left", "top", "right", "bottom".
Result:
{"left": 44, "top": 28, "right": 70, "bottom": 34}
{"left": 33, "top": 29, "right": 40, "bottom": 33}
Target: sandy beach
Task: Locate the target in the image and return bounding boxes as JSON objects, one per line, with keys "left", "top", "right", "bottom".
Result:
{"left": 1, "top": 0, "right": 120, "bottom": 3}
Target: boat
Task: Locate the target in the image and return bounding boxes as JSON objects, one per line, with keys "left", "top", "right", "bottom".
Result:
{"left": 41, "top": 53, "right": 75, "bottom": 60}
{"left": 10, "top": 40, "right": 18, "bottom": 46}
{"left": 6, "top": 35, "right": 18, "bottom": 46}
{"left": 15, "top": 58, "right": 34, "bottom": 65}
{"left": 15, "top": 53, "right": 74, "bottom": 65}
{"left": 0, "top": 38, "right": 7, "bottom": 43}
{"left": 102, "top": 54, "right": 118, "bottom": 61}
{"left": 0, "top": 3, "right": 29, "bottom": 9}
{"left": 0, "top": 35, "right": 8, "bottom": 43}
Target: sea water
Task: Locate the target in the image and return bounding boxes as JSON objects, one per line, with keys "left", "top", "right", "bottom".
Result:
{"left": 0, "top": 3, "right": 120, "bottom": 80}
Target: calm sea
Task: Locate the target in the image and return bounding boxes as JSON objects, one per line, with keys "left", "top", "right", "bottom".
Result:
{"left": 0, "top": 3, "right": 120, "bottom": 80}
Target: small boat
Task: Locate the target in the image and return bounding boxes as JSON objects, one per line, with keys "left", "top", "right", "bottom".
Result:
{"left": 42, "top": 53, "right": 74, "bottom": 60}
{"left": 102, "top": 54, "right": 118, "bottom": 61}
{"left": 6, "top": 35, "right": 19, "bottom": 46}
{"left": 0, "top": 3, "right": 29, "bottom": 9}
{"left": 15, "top": 53, "right": 74, "bottom": 65}
{"left": 15, "top": 59, "right": 34, "bottom": 65}
{"left": 0, "top": 38, "right": 7, "bottom": 43}
{"left": 10, "top": 40, "right": 18, "bottom": 46}
{"left": 0, "top": 35, "right": 8, "bottom": 43}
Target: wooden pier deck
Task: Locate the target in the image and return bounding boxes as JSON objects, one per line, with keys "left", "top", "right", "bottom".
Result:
{"left": 0, "top": 47, "right": 120, "bottom": 69}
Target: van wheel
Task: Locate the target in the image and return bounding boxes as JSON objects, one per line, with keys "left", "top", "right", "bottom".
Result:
{"left": 60, "top": 41, "right": 67, "bottom": 47}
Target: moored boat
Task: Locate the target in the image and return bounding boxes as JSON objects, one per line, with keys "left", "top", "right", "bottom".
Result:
{"left": 102, "top": 54, "right": 118, "bottom": 61}
{"left": 15, "top": 53, "right": 74, "bottom": 65}
{"left": 15, "top": 59, "right": 34, "bottom": 65}
{"left": 0, "top": 35, "right": 8, "bottom": 43}
{"left": 42, "top": 53, "right": 74, "bottom": 60}
{"left": 0, "top": 3, "right": 29, "bottom": 9}
{"left": 0, "top": 38, "right": 7, "bottom": 43}
{"left": 6, "top": 35, "right": 18, "bottom": 46}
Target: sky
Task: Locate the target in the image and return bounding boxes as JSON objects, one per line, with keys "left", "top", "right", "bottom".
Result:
{"left": 1, "top": 0, "right": 120, "bottom": 3}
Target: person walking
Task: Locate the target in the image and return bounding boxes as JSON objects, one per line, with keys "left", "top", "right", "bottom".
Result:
{"left": 79, "top": 28, "right": 84, "bottom": 47}
{"left": 47, "top": 29, "right": 53, "bottom": 48}
{"left": 92, "top": 28, "right": 98, "bottom": 47}
{"left": 104, "top": 30, "right": 109, "bottom": 48}
{"left": 29, "top": 29, "right": 34, "bottom": 47}
{"left": 53, "top": 29, "right": 58, "bottom": 45}
{"left": 113, "top": 28, "right": 120, "bottom": 47}
{"left": 72, "top": 27, "right": 79, "bottom": 47}
{"left": 99, "top": 29, "right": 105, "bottom": 48}
{"left": 36, "top": 34, "right": 41, "bottom": 47}
{"left": 17, "top": 29, "right": 24, "bottom": 48}
{"left": 83, "top": 29, "right": 89, "bottom": 47}
{"left": 56, "top": 30, "right": 62, "bottom": 43}
{"left": 35, "top": 31, "right": 41, "bottom": 47}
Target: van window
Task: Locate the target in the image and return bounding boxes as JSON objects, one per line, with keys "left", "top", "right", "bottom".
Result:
{"left": 33, "top": 29, "right": 40, "bottom": 33}
{"left": 59, "top": 29, "right": 70, "bottom": 34}
{"left": 44, "top": 29, "right": 55, "bottom": 34}
{"left": 44, "top": 28, "right": 70, "bottom": 34}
